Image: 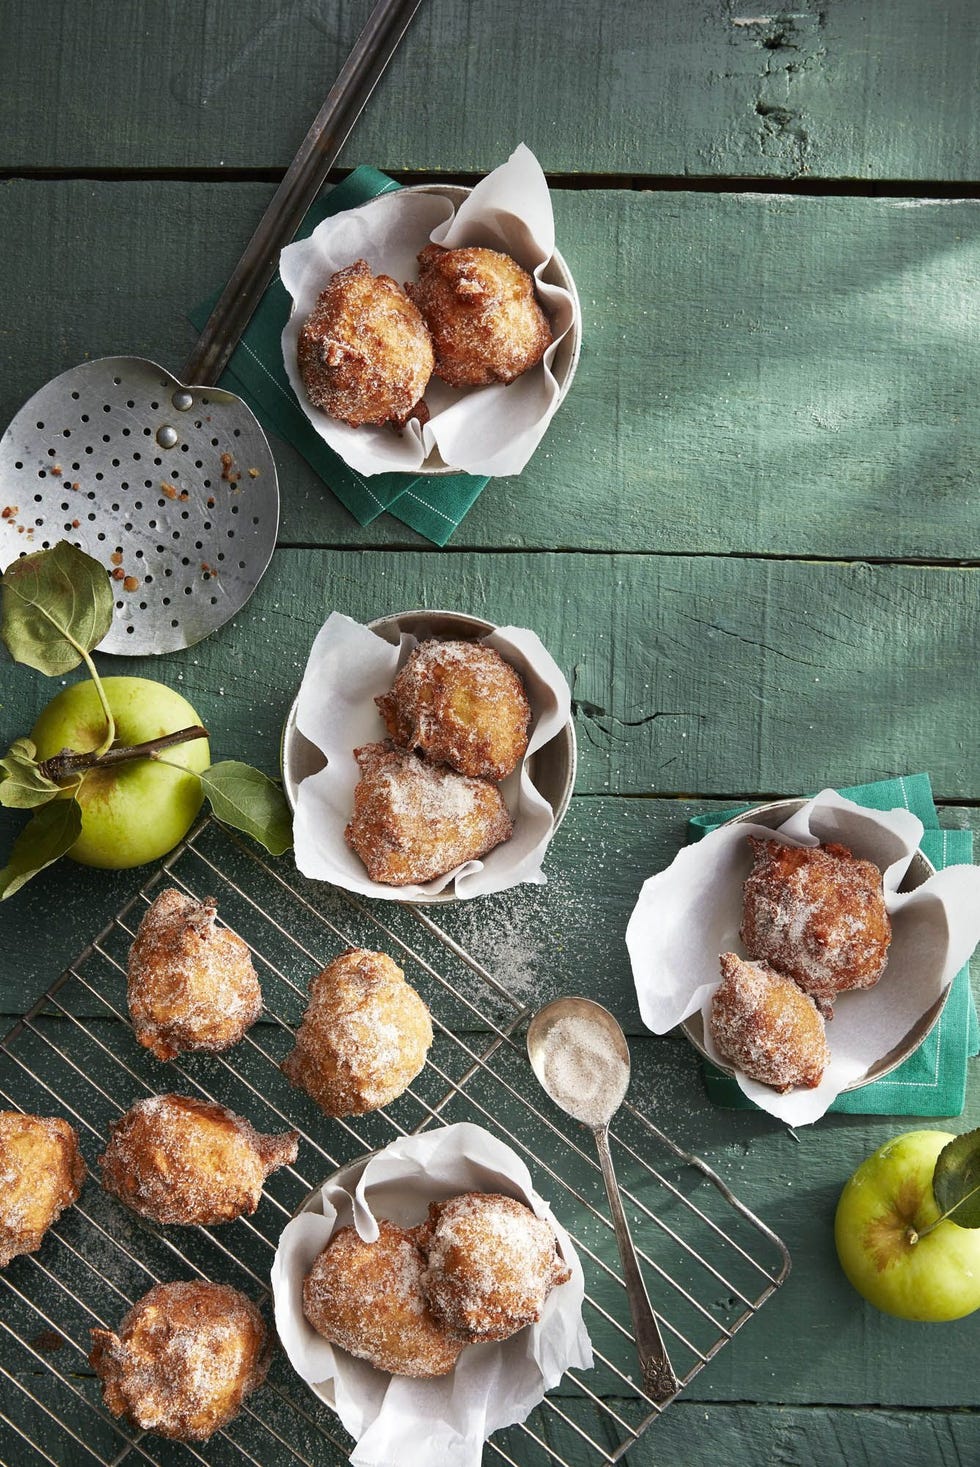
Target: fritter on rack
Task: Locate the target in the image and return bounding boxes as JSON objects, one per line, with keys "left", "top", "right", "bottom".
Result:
{"left": 0, "top": 1111, "right": 85, "bottom": 1268}
{"left": 407, "top": 243, "right": 553, "bottom": 388}
{"left": 90, "top": 1280, "right": 270, "bottom": 1441}
{"left": 741, "top": 837, "right": 891, "bottom": 1017}
{"left": 99, "top": 1093, "right": 297, "bottom": 1226}
{"left": 282, "top": 947, "right": 432, "bottom": 1118}
{"left": 345, "top": 741, "right": 513, "bottom": 886}
{"left": 376, "top": 639, "right": 531, "bottom": 780}
{"left": 297, "top": 259, "right": 434, "bottom": 428}
{"left": 303, "top": 1219, "right": 467, "bottom": 1378}
{"left": 710, "top": 951, "right": 830, "bottom": 1093}
{"left": 417, "top": 1192, "right": 571, "bottom": 1343}
{"left": 127, "top": 888, "right": 262, "bottom": 1061}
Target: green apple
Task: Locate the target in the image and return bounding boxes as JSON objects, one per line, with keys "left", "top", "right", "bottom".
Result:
{"left": 30, "top": 676, "right": 210, "bottom": 869}
{"left": 835, "top": 1129, "right": 980, "bottom": 1322}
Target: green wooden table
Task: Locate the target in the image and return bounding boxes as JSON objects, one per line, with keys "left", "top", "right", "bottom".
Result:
{"left": 2, "top": 2, "right": 979, "bottom": 1462}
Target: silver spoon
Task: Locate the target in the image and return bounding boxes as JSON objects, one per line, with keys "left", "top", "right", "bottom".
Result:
{"left": 526, "top": 996, "right": 679, "bottom": 1403}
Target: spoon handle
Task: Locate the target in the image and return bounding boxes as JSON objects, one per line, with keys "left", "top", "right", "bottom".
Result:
{"left": 594, "top": 1124, "right": 678, "bottom": 1403}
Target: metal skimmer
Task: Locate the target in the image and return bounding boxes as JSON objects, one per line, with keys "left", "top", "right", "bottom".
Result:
{"left": 0, "top": 0, "right": 424, "bottom": 655}
{"left": 0, "top": 362, "right": 278, "bottom": 654}
{"left": 0, "top": 819, "right": 790, "bottom": 1467}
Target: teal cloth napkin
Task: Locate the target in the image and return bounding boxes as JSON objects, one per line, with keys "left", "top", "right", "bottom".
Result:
{"left": 190, "top": 167, "right": 489, "bottom": 546}
{"left": 688, "top": 773, "right": 979, "bottom": 1117}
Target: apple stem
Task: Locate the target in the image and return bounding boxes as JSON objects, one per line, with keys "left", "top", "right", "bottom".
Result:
{"left": 37, "top": 726, "right": 209, "bottom": 784}
{"left": 906, "top": 1227, "right": 920, "bottom": 1246}
{"left": 80, "top": 649, "right": 116, "bottom": 756}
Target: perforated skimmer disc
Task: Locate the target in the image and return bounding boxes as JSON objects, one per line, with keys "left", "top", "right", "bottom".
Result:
{"left": 0, "top": 356, "right": 279, "bottom": 655}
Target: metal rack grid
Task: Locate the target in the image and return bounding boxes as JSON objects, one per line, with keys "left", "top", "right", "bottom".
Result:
{"left": 0, "top": 818, "right": 790, "bottom": 1467}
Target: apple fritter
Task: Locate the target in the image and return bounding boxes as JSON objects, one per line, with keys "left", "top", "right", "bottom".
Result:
{"left": 345, "top": 741, "right": 513, "bottom": 886}
{"left": 407, "top": 244, "right": 553, "bottom": 387}
{"left": 303, "top": 1219, "right": 466, "bottom": 1378}
{"left": 710, "top": 951, "right": 830, "bottom": 1092}
{"left": 741, "top": 837, "right": 891, "bottom": 1017}
{"left": 376, "top": 639, "right": 531, "bottom": 781}
{"left": 127, "top": 889, "right": 262, "bottom": 1061}
{"left": 99, "top": 1093, "right": 297, "bottom": 1226}
{"left": 90, "top": 1280, "right": 270, "bottom": 1441}
{"left": 0, "top": 1111, "right": 84, "bottom": 1268}
{"left": 282, "top": 948, "right": 432, "bottom": 1117}
{"left": 417, "top": 1192, "right": 571, "bottom": 1343}
{"left": 298, "top": 259, "right": 433, "bottom": 428}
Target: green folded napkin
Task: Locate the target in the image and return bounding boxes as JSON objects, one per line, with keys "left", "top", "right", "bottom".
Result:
{"left": 190, "top": 166, "right": 489, "bottom": 546}
{"left": 688, "top": 773, "right": 979, "bottom": 1117}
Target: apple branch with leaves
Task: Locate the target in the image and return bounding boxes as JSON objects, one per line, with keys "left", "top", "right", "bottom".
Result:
{"left": 0, "top": 541, "right": 292, "bottom": 898}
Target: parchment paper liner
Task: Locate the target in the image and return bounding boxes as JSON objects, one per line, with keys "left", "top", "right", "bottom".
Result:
{"left": 271, "top": 1123, "right": 592, "bottom": 1467}
{"left": 291, "top": 611, "right": 572, "bottom": 900}
{"left": 279, "top": 143, "right": 578, "bottom": 477}
{"left": 625, "top": 790, "right": 980, "bottom": 1126}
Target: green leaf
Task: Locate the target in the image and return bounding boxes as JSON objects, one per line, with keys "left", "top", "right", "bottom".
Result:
{"left": 933, "top": 1129, "right": 980, "bottom": 1229}
{"left": 1, "top": 541, "right": 113, "bottom": 675}
{"left": 0, "top": 737, "right": 69, "bottom": 809}
{"left": 0, "top": 798, "right": 83, "bottom": 899}
{"left": 198, "top": 761, "right": 293, "bottom": 856}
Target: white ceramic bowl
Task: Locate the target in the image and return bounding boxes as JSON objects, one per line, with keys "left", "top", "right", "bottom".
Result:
{"left": 280, "top": 609, "right": 577, "bottom": 905}
{"left": 679, "top": 798, "right": 943, "bottom": 1091}
{"left": 271, "top": 1125, "right": 589, "bottom": 1452}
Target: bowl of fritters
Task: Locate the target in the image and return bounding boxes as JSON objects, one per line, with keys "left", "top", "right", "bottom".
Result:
{"left": 279, "top": 146, "right": 581, "bottom": 479}
{"left": 281, "top": 609, "right": 576, "bottom": 904}
{"left": 271, "top": 1124, "right": 589, "bottom": 1465}
{"left": 677, "top": 799, "right": 943, "bottom": 1093}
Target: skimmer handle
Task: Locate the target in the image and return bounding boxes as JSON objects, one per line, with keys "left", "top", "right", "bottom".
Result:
{"left": 183, "top": 0, "right": 423, "bottom": 386}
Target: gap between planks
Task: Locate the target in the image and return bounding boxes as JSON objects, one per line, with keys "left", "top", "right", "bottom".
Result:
{"left": 272, "top": 544, "right": 980, "bottom": 569}
{"left": 2, "top": 168, "right": 980, "bottom": 199}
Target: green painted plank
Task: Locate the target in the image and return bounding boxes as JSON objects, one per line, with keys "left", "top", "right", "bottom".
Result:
{"left": 3, "top": 1376, "right": 978, "bottom": 1467}
{"left": 626, "top": 1403, "right": 980, "bottom": 1465}
{"left": 2, "top": 182, "right": 978, "bottom": 560}
{"left": 2, "top": 548, "right": 978, "bottom": 901}
{"left": 1, "top": 776, "right": 976, "bottom": 1026}
{"left": 3, "top": 1, "right": 980, "bottom": 181}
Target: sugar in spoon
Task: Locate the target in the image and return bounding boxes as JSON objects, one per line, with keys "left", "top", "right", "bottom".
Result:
{"left": 526, "top": 996, "right": 679, "bottom": 1403}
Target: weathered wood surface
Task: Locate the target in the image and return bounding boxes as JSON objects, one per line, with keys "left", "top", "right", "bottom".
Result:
{"left": 5, "top": 1384, "right": 980, "bottom": 1467}
{"left": 3, "top": 0, "right": 980, "bottom": 182}
{"left": 3, "top": 0, "right": 980, "bottom": 1462}
{"left": 1, "top": 1009, "right": 979, "bottom": 1430}
{"left": 3, "top": 181, "right": 979, "bottom": 560}
{"left": 3, "top": 546, "right": 980, "bottom": 1015}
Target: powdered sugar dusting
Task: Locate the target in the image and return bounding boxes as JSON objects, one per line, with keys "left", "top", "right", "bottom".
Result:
{"left": 408, "top": 245, "right": 553, "bottom": 389}
{"left": 377, "top": 639, "right": 531, "bottom": 781}
{"left": 282, "top": 948, "right": 432, "bottom": 1117}
{"left": 710, "top": 952, "right": 829, "bottom": 1092}
{"left": 535, "top": 1014, "right": 630, "bottom": 1128}
{"left": 741, "top": 838, "right": 891, "bottom": 1014}
{"left": 127, "top": 889, "right": 263, "bottom": 1061}
{"left": 99, "top": 1094, "right": 298, "bottom": 1226}
{"left": 417, "top": 1192, "right": 571, "bottom": 1342}
{"left": 0, "top": 1111, "right": 84, "bottom": 1267}
{"left": 90, "top": 1280, "right": 270, "bottom": 1441}
{"left": 297, "top": 260, "right": 433, "bottom": 429}
{"left": 302, "top": 1220, "right": 465, "bottom": 1377}
{"left": 345, "top": 743, "right": 512, "bottom": 886}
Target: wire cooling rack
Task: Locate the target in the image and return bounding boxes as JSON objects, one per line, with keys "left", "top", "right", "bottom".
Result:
{"left": 0, "top": 818, "right": 790, "bottom": 1467}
